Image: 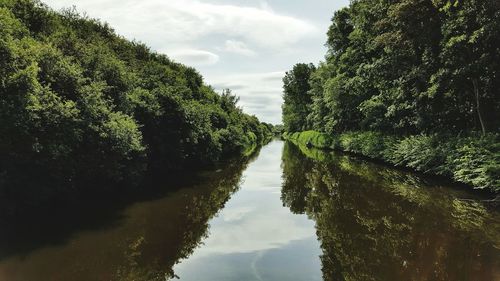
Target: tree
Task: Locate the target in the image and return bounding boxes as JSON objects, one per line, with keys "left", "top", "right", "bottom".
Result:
{"left": 0, "top": 0, "right": 273, "bottom": 202}
{"left": 282, "top": 63, "right": 316, "bottom": 132}
{"left": 431, "top": 0, "right": 500, "bottom": 134}
{"left": 284, "top": 0, "right": 500, "bottom": 135}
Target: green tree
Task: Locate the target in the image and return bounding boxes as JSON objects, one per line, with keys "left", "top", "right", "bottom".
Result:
{"left": 431, "top": 0, "right": 500, "bottom": 134}
{"left": 285, "top": 0, "right": 500, "bottom": 135}
{"left": 0, "top": 0, "right": 273, "bottom": 203}
{"left": 282, "top": 63, "right": 316, "bottom": 132}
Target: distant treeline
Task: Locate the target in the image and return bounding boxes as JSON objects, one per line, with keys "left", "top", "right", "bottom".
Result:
{"left": 282, "top": 0, "right": 499, "bottom": 192}
{"left": 0, "top": 0, "right": 272, "bottom": 196}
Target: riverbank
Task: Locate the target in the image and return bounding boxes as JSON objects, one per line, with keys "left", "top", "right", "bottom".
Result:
{"left": 283, "top": 131, "right": 499, "bottom": 194}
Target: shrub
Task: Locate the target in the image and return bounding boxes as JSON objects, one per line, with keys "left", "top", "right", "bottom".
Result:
{"left": 387, "top": 134, "right": 447, "bottom": 174}
{"left": 448, "top": 135, "right": 500, "bottom": 192}
{"left": 284, "top": 130, "right": 500, "bottom": 193}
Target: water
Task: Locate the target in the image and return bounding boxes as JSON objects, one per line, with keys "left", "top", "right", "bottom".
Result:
{"left": 0, "top": 140, "right": 498, "bottom": 281}
{"left": 169, "top": 141, "right": 321, "bottom": 281}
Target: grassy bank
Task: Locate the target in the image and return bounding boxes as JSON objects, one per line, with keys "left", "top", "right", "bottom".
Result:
{"left": 283, "top": 131, "right": 500, "bottom": 193}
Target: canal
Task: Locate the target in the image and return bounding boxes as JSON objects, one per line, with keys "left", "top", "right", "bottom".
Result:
{"left": 0, "top": 141, "right": 498, "bottom": 280}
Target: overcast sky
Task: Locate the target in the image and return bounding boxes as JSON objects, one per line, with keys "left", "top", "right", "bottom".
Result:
{"left": 43, "top": 0, "right": 350, "bottom": 124}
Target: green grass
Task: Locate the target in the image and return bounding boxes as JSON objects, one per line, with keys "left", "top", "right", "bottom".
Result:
{"left": 284, "top": 131, "right": 500, "bottom": 193}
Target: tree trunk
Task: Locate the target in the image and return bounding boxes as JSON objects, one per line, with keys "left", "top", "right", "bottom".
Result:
{"left": 472, "top": 78, "right": 486, "bottom": 135}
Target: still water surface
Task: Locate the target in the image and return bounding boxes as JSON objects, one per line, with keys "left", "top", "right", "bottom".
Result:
{"left": 0, "top": 141, "right": 498, "bottom": 280}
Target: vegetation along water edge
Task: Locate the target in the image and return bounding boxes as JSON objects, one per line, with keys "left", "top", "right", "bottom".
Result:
{"left": 283, "top": 131, "right": 499, "bottom": 194}
{"left": 281, "top": 0, "right": 500, "bottom": 195}
{"left": 0, "top": 0, "right": 274, "bottom": 213}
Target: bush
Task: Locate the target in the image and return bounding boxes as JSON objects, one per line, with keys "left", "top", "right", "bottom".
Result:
{"left": 285, "top": 131, "right": 332, "bottom": 149}
{"left": 387, "top": 134, "right": 446, "bottom": 174}
{"left": 284, "top": 131, "right": 500, "bottom": 193}
{"left": 338, "top": 131, "right": 390, "bottom": 159}
{"left": 448, "top": 135, "right": 500, "bottom": 192}
{"left": 0, "top": 0, "right": 273, "bottom": 196}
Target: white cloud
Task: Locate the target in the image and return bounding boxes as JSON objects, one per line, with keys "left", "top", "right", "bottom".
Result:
{"left": 169, "top": 49, "right": 220, "bottom": 66}
{"left": 259, "top": 0, "right": 274, "bottom": 13}
{"left": 43, "top": 0, "right": 318, "bottom": 50}
{"left": 41, "top": 0, "right": 344, "bottom": 125}
{"left": 207, "top": 71, "right": 284, "bottom": 124}
{"left": 209, "top": 71, "right": 284, "bottom": 91}
{"left": 222, "top": 40, "right": 256, "bottom": 57}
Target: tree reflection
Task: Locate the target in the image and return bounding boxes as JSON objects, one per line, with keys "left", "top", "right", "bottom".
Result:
{"left": 281, "top": 142, "right": 500, "bottom": 281}
{"left": 0, "top": 149, "right": 261, "bottom": 281}
{"left": 111, "top": 153, "right": 262, "bottom": 281}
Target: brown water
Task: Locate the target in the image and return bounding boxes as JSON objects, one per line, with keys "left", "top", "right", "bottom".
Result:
{"left": 0, "top": 141, "right": 498, "bottom": 281}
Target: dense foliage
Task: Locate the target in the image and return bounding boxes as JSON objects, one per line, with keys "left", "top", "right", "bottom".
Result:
{"left": 0, "top": 0, "right": 271, "bottom": 191}
{"left": 284, "top": 131, "right": 499, "bottom": 192}
{"left": 282, "top": 0, "right": 500, "bottom": 192}
{"left": 281, "top": 63, "right": 315, "bottom": 132}
{"left": 283, "top": 0, "right": 500, "bottom": 135}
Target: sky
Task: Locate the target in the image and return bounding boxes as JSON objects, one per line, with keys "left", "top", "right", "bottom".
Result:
{"left": 42, "top": 0, "right": 350, "bottom": 124}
